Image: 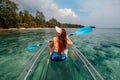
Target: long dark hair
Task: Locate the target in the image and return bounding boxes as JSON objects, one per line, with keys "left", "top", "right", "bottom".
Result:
{"left": 58, "top": 29, "right": 67, "bottom": 53}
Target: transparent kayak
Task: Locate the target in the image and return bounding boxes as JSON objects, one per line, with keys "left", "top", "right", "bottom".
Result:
{"left": 17, "top": 44, "right": 104, "bottom": 80}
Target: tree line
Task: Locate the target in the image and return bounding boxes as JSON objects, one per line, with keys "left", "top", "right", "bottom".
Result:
{"left": 0, "top": 0, "right": 84, "bottom": 29}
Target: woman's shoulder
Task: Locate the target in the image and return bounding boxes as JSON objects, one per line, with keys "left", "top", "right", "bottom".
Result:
{"left": 53, "top": 37, "right": 58, "bottom": 41}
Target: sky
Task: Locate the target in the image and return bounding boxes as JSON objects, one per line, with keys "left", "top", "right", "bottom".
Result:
{"left": 13, "top": 0, "right": 120, "bottom": 28}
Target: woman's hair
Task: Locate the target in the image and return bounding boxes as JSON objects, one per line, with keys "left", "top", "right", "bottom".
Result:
{"left": 58, "top": 28, "right": 67, "bottom": 53}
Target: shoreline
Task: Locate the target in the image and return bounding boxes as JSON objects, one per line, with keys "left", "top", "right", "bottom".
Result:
{"left": 0, "top": 28, "right": 53, "bottom": 31}
{"left": 0, "top": 27, "right": 77, "bottom": 31}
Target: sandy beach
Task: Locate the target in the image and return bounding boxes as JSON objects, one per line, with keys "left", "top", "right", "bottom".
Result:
{"left": 0, "top": 28, "right": 53, "bottom": 31}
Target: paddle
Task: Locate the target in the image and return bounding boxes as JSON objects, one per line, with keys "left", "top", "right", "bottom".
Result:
{"left": 27, "top": 42, "right": 47, "bottom": 51}
{"left": 27, "top": 26, "right": 93, "bottom": 51}
{"left": 69, "top": 26, "right": 92, "bottom": 36}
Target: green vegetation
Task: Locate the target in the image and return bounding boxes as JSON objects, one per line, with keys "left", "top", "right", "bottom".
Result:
{"left": 0, "top": 0, "right": 84, "bottom": 29}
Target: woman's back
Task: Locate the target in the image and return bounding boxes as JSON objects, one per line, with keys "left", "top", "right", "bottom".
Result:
{"left": 53, "top": 36, "right": 73, "bottom": 53}
{"left": 53, "top": 37, "right": 59, "bottom": 52}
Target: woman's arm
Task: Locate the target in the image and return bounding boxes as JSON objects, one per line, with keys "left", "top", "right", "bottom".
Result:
{"left": 66, "top": 35, "right": 73, "bottom": 46}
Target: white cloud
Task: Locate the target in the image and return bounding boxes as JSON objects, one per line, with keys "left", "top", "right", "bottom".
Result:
{"left": 59, "top": 8, "right": 78, "bottom": 18}
{"left": 13, "top": 0, "right": 80, "bottom": 24}
{"left": 49, "top": 4, "right": 58, "bottom": 11}
{"left": 78, "top": 0, "right": 120, "bottom": 28}
{"left": 55, "top": 8, "right": 80, "bottom": 24}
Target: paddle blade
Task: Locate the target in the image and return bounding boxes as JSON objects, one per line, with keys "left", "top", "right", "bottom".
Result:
{"left": 27, "top": 45, "right": 39, "bottom": 51}
{"left": 73, "top": 26, "right": 92, "bottom": 35}
{"left": 27, "top": 42, "right": 48, "bottom": 51}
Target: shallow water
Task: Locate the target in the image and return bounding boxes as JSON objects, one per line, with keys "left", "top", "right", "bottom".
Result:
{"left": 0, "top": 28, "right": 120, "bottom": 80}
{"left": 72, "top": 28, "right": 120, "bottom": 80}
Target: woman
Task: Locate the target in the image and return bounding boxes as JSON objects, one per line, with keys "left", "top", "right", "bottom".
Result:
{"left": 48, "top": 26, "right": 73, "bottom": 61}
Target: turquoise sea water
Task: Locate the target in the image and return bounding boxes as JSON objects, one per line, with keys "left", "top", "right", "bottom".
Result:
{"left": 0, "top": 28, "right": 120, "bottom": 80}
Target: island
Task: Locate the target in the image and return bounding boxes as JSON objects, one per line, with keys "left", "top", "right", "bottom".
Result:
{"left": 0, "top": 0, "right": 95, "bottom": 30}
